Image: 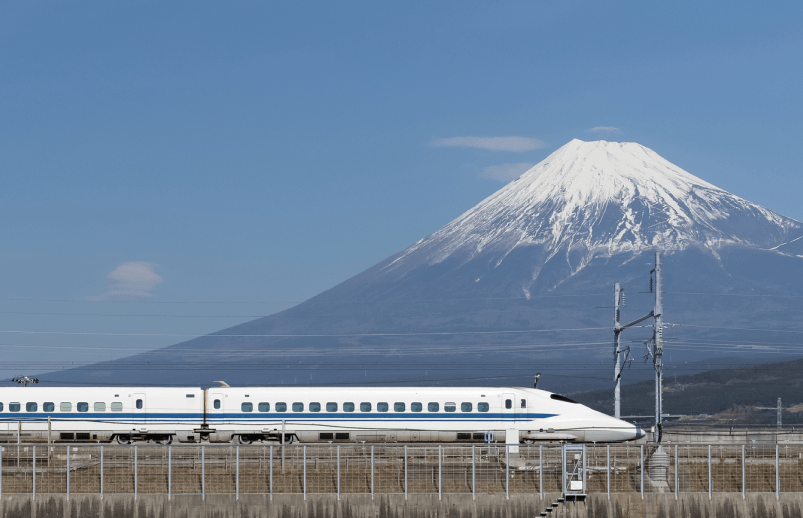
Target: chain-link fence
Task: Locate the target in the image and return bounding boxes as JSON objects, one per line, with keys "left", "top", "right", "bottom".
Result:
{"left": 1, "top": 443, "right": 801, "bottom": 498}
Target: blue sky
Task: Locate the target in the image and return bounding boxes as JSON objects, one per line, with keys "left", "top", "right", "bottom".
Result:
{"left": 1, "top": 1, "right": 802, "bottom": 376}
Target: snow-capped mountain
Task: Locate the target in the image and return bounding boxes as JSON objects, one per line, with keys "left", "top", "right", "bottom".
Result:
{"left": 381, "top": 139, "right": 802, "bottom": 295}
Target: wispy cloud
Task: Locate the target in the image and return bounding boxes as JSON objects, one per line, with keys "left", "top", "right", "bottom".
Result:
{"left": 587, "top": 126, "right": 620, "bottom": 133}
{"left": 87, "top": 262, "right": 164, "bottom": 300}
{"left": 480, "top": 162, "right": 535, "bottom": 182}
{"left": 431, "top": 136, "right": 546, "bottom": 152}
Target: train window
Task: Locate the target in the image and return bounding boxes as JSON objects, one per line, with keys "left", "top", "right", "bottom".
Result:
{"left": 0, "top": 403, "right": 3, "bottom": 412}
{"left": 241, "top": 403, "right": 253, "bottom": 412}
{"left": 26, "top": 402, "right": 38, "bottom": 412}
{"left": 258, "top": 403, "right": 270, "bottom": 412}
{"left": 276, "top": 402, "right": 287, "bottom": 412}
{"left": 186, "top": 394, "right": 195, "bottom": 398}
{"left": 309, "top": 402, "right": 321, "bottom": 412}
{"left": 111, "top": 402, "right": 123, "bottom": 412}
{"left": 478, "top": 402, "right": 489, "bottom": 412}
{"left": 94, "top": 403, "right": 106, "bottom": 412}
{"left": 43, "top": 402, "right": 55, "bottom": 412}
{"left": 521, "top": 399, "right": 526, "bottom": 408}
{"left": 444, "top": 402, "right": 456, "bottom": 412}
{"left": 377, "top": 402, "right": 389, "bottom": 412}
{"left": 360, "top": 402, "right": 371, "bottom": 412}
{"left": 343, "top": 402, "right": 355, "bottom": 412}
{"left": 10, "top": 403, "right": 20, "bottom": 412}
{"left": 461, "top": 402, "right": 472, "bottom": 412}
{"left": 60, "top": 402, "right": 71, "bottom": 412}
{"left": 428, "top": 402, "right": 439, "bottom": 412}
{"left": 505, "top": 399, "right": 512, "bottom": 409}
{"left": 411, "top": 402, "right": 422, "bottom": 412}
{"left": 135, "top": 399, "right": 143, "bottom": 410}
{"left": 77, "top": 402, "right": 89, "bottom": 412}
{"left": 292, "top": 402, "right": 304, "bottom": 412}
{"left": 319, "top": 433, "right": 334, "bottom": 440}
{"left": 214, "top": 399, "right": 221, "bottom": 409}
{"left": 326, "top": 402, "right": 337, "bottom": 412}
{"left": 394, "top": 402, "right": 405, "bottom": 412}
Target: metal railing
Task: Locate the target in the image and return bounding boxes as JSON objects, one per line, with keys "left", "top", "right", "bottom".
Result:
{"left": 1, "top": 443, "right": 801, "bottom": 499}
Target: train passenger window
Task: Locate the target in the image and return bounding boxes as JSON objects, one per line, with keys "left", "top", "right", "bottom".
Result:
{"left": 214, "top": 400, "right": 221, "bottom": 409}
{"left": 43, "top": 402, "right": 55, "bottom": 412}
{"left": 135, "top": 399, "right": 143, "bottom": 409}
{"left": 428, "top": 402, "right": 439, "bottom": 412}
{"left": 276, "top": 402, "right": 287, "bottom": 412}
{"left": 0, "top": 403, "right": 3, "bottom": 412}
{"left": 444, "top": 402, "right": 456, "bottom": 412}
{"left": 258, "top": 403, "right": 270, "bottom": 412}
{"left": 309, "top": 402, "right": 321, "bottom": 412}
{"left": 326, "top": 402, "right": 337, "bottom": 412}
{"left": 521, "top": 399, "right": 526, "bottom": 408}
{"left": 241, "top": 403, "right": 253, "bottom": 412}
{"left": 461, "top": 402, "right": 472, "bottom": 412}
{"left": 411, "top": 402, "right": 422, "bottom": 412}
{"left": 77, "top": 402, "right": 89, "bottom": 412}
{"left": 394, "top": 402, "right": 405, "bottom": 412}
{"left": 26, "top": 402, "right": 38, "bottom": 412}
{"left": 60, "top": 402, "right": 71, "bottom": 412}
{"left": 360, "top": 402, "right": 371, "bottom": 412}
{"left": 94, "top": 403, "right": 106, "bottom": 411}
{"left": 292, "top": 402, "right": 304, "bottom": 412}
{"left": 111, "top": 402, "right": 123, "bottom": 412}
{"left": 505, "top": 399, "right": 512, "bottom": 409}
{"left": 377, "top": 402, "right": 389, "bottom": 412}
{"left": 9, "top": 403, "right": 20, "bottom": 412}
{"left": 343, "top": 402, "right": 355, "bottom": 412}
{"left": 478, "top": 402, "right": 489, "bottom": 412}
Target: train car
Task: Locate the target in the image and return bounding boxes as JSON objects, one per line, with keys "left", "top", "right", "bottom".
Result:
{"left": 204, "top": 386, "right": 643, "bottom": 444}
{"left": 0, "top": 387, "right": 203, "bottom": 444}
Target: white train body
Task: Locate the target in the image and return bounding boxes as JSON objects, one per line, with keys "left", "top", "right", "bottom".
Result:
{"left": 0, "top": 385, "right": 643, "bottom": 444}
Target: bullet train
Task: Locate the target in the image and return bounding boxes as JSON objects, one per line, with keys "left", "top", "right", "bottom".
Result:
{"left": 0, "top": 384, "right": 644, "bottom": 444}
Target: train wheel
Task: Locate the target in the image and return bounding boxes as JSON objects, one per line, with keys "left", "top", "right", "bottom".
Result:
{"left": 116, "top": 434, "right": 132, "bottom": 445}
{"left": 238, "top": 435, "right": 252, "bottom": 445}
{"left": 157, "top": 435, "right": 172, "bottom": 445}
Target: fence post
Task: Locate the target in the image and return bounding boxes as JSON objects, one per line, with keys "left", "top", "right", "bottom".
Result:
{"left": 741, "top": 444, "right": 745, "bottom": 500}
{"left": 639, "top": 445, "right": 643, "bottom": 499}
{"left": 269, "top": 445, "right": 273, "bottom": 500}
{"left": 303, "top": 445, "right": 307, "bottom": 501}
{"left": 561, "top": 443, "right": 566, "bottom": 496}
{"left": 1, "top": 442, "right": 3, "bottom": 499}
{"left": 202, "top": 446, "right": 205, "bottom": 501}
{"left": 606, "top": 444, "right": 610, "bottom": 500}
{"left": 134, "top": 445, "right": 137, "bottom": 501}
{"left": 582, "top": 444, "right": 587, "bottom": 494}
{"left": 100, "top": 446, "right": 104, "bottom": 500}
{"left": 674, "top": 444, "right": 678, "bottom": 500}
{"left": 472, "top": 445, "right": 476, "bottom": 501}
{"left": 505, "top": 444, "right": 509, "bottom": 500}
{"left": 236, "top": 446, "right": 239, "bottom": 501}
{"left": 32, "top": 445, "right": 36, "bottom": 500}
{"left": 438, "top": 445, "right": 442, "bottom": 501}
{"left": 403, "top": 445, "right": 406, "bottom": 501}
{"left": 67, "top": 446, "right": 70, "bottom": 500}
{"left": 371, "top": 446, "right": 375, "bottom": 500}
{"left": 168, "top": 445, "right": 172, "bottom": 501}
{"left": 708, "top": 445, "right": 711, "bottom": 501}
{"left": 776, "top": 443, "right": 779, "bottom": 500}
{"left": 540, "top": 444, "right": 544, "bottom": 500}
{"left": 337, "top": 445, "right": 341, "bottom": 501}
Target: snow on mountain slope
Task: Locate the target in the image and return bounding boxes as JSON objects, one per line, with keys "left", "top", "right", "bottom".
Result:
{"left": 383, "top": 139, "right": 803, "bottom": 286}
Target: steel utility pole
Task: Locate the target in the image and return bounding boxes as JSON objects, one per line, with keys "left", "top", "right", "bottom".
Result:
{"left": 653, "top": 252, "right": 664, "bottom": 445}
{"left": 613, "top": 282, "right": 653, "bottom": 419}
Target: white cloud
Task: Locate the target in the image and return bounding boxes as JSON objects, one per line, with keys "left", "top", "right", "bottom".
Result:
{"left": 431, "top": 136, "right": 546, "bottom": 152}
{"left": 587, "top": 126, "right": 621, "bottom": 133}
{"left": 88, "top": 262, "right": 163, "bottom": 300}
{"left": 480, "top": 162, "right": 535, "bottom": 182}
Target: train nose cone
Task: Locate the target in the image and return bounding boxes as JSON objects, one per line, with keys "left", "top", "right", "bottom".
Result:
{"left": 636, "top": 427, "right": 645, "bottom": 439}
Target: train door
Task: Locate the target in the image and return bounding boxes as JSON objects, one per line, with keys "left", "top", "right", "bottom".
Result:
{"left": 517, "top": 396, "right": 527, "bottom": 422}
{"left": 133, "top": 392, "right": 147, "bottom": 426}
{"left": 208, "top": 391, "right": 224, "bottom": 425}
{"left": 502, "top": 392, "right": 515, "bottom": 423}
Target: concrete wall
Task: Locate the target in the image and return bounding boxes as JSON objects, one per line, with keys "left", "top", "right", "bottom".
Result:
{"left": 1, "top": 493, "right": 802, "bottom": 518}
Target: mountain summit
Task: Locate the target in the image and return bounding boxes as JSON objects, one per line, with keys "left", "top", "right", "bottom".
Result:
{"left": 381, "top": 139, "right": 802, "bottom": 295}
{"left": 43, "top": 139, "right": 803, "bottom": 392}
